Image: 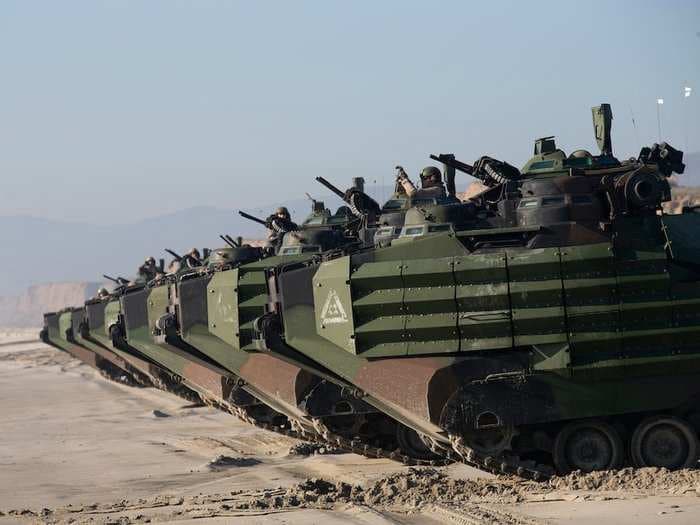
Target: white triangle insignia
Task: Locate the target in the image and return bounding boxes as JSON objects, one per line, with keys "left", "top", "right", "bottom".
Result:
{"left": 320, "top": 289, "right": 348, "bottom": 325}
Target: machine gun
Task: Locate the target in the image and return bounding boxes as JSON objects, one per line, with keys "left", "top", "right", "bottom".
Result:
{"left": 431, "top": 153, "right": 520, "bottom": 189}
{"left": 316, "top": 176, "right": 346, "bottom": 201}
{"left": 638, "top": 142, "right": 685, "bottom": 177}
{"left": 430, "top": 154, "right": 474, "bottom": 176}
{"left": 164, "top": 248, "right": 182, "bottom": 261}
{"left": 219, "top": 234, "right": 240, "bottom": 248}
{"left": 102, "top": 274, "right": 129, "bottom": 286}
{"left": 239, "top": 211, "right": 268, "bottom": 227}
{"left": 316, "top": 176, "right": 380, "bottom": 220}
{"left": 164, "top": 248, "right": 205, "bottom": 271}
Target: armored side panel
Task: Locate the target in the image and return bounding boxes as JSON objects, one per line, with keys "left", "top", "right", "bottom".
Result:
{"left": 121, "top": 286, "right": 182, "bottom": 372}
{"left": 85, "top": 300, "right": 106, "bottom": 344}
{"left": 74, "top": 302, "right": 159, "bottom": 384}
{"left": 662, "top": 213, "right": 700, "bottom": 359}
{"left": 179, "top": 271, "right": 260, "bottom": 375}
{"left": 43, "top": 312, "right": 61, "bottom": 350}
{"left": 313, "top": 235, "right": 574, "bottom": 358}
{"left": 178, "top": 273, "right": 223, "bottom": 358}
{"left": 58, "top": 310, "right": 72, "bottom": 344}
{"left": 279, "top": 227, "right": 700, "bottom": 449}
{"left": 206, "top": 255, "right": 308, "bottom": 352}
{"left": 83, "top": 298, "right": 162, "bottom": 381}
{"left": 118, "top": 284, "right": 240, "bottom": 403}
{"left": 44, "top": 309, "right": 102, "bottom": 370}
{"left": 177, "top": 258, "right": 329, "bottom": 426}
{"left": 69, "top": 307, "right": 131, "bottom": 374}
{"left": 103, "top": 299, "right": 122, "bottom": 342}
{"left": 175, "top": 254, "right": 383, "bottom": 432}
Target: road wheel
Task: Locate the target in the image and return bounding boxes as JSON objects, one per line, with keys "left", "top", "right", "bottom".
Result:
{"left": 464, "top": 425, "right": 515, "bottom": 457}
{"left": 630, "top": 416, "right": 698, "bottom": 469}
{"left": 553, "top": 420, "right": 624, "bottom": 474}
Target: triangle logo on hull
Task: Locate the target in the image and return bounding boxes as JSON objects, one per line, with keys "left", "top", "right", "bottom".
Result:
{"left": 320, "top": 289, "right": 348, "bottom": 325}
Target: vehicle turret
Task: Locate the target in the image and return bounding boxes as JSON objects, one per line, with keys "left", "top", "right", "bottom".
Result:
{"left": 456, "top": 104, "right": 685, "bottom": 247}
{"left": 205, "top": 244, "right": 264, "bottom": 269}
{"left": 275, "top": 200, "right": 357, "bottom": 255}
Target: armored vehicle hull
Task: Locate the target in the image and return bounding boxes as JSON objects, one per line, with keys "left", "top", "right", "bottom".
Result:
{"left": 270, "top": 192, "right": 700, "bottom": 477}
{"left": 244, "top": 106, "right": 698, "bottom": 477}
{"left": 78, "top": 298, "right": 177, "bottom": 386}
{"left": 144, "top": 256, "right": 432, "bottom": 455}
{"left": 42, "top": 309, "right": 139, "bottom": 382}
{"left": 105, "top": 284, "right": 257, "bottom": 411}
{"left": 112, "top": 278, "right": 338, "bottom": 433}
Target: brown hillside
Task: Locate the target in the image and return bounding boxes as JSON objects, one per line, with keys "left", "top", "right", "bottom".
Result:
{"left": 0, "top": 282, "right": 100, "bottom": 328}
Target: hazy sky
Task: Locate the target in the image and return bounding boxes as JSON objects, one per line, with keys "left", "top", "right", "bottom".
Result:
{"left": 1, "top": 0, "right": 699, "bottom": 224}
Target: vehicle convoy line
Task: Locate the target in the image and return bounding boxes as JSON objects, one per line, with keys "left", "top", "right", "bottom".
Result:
{"left": 41, "top": 103, "right": 698, "bottom": 481}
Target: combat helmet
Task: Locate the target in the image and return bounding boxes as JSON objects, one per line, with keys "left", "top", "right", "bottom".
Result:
{"left": 420, "top": 166, "right": 442, "bottom": 183}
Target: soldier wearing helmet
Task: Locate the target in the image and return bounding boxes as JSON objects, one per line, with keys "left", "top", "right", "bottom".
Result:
{"left": 137, "top": 256, "right": 158, "bottom": 282}
{"left": 276, "top": 207, "right": 291, "bottom": 221}
{"left": 96, "top": 287, "right": 110, "bottom": 299}
{"left": 184, "top": 247, "right": 202, "bottom": 268}
{"left": 265, "top": 207, "right": 299, "bottom": 247}
{"left": 395, "top": 165, "right": 446, "bottom": 199}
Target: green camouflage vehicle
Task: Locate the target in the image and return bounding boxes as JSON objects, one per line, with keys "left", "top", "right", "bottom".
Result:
{"left": 259, "top": 104, "right": 698, "bottom": 478}
{"left": 98, "top": 210, "right": 331, "bottom": 421}
{"left": 94, "top": 253, "right": 258, "bottom": 411}
{"left": 40, "top": 277, "right": 186, "bottom": 390}
{"left": 133, "top": 200, "right": 435, "bottom": 456}
{"left": 40, "top": 103, "right": 697, "bottom": 479}
{"left": 81, "top": 280, "right": 193, "bottom": 391}
{"left": 41, "top": 307, "right": 140, "bottom": 383}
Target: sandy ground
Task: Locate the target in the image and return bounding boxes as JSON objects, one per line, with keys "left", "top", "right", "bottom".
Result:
{"left": 1, "top": 333, "right": 700, "bottom": 524}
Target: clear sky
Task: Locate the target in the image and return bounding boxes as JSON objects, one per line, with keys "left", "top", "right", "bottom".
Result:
{"left": 1, "top": 0, "right": 699, "bottom": 224}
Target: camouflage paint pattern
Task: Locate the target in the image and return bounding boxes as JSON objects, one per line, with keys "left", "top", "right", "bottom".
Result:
{"left": 277, "top": 212, "right": 700, "bottom": 444}
{"left": 175, "top": 255, "right": 331, "bottom": 420}
{"left": 43, "top": 309, "right": 112, "bottom": 373}
{"left": 74, "top": 300, "right": 172, "bottom": 383}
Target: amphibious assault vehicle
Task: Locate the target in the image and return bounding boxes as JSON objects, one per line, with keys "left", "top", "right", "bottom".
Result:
{"left": 42, "top": 103, "right": 697, "bottom": 478}
{"left": 257, "top": 104, "right": 698, "bottom": 477}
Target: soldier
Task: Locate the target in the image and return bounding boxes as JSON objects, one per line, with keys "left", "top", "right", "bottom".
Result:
{"left": 183, "top": 247, "right": 202, "bottom": 268}
{"left": 395, "top": 165, "right": 446, "bottom": 199}
{"left": 265, "top": 207, "right": 299, "bottom": 246}
{"left": 137, "top": 256, "right": 158, "bottom": 282}
{"left": 96, "top": 287, "right": 110, "bottom": 299}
